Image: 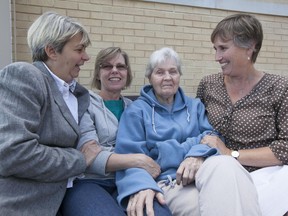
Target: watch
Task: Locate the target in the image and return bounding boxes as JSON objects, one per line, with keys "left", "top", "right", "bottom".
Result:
{"left": 231, "top": 150, "right": 240, "bottom": 160}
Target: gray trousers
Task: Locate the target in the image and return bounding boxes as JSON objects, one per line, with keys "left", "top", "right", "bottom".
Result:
{"left": 158, "top": 156, "right": 261, "bottom": 216}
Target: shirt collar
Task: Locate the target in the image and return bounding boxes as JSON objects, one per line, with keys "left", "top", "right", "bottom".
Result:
{"left": 69, "top": 80, "right": 77, "bottom": 93}
{"left": 42, "top": 62, "right": 76, "bottom": 93}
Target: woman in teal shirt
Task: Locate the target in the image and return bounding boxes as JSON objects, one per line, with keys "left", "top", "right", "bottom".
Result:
{"left": 60, "top": 47, "right": 171, "bottom": 215}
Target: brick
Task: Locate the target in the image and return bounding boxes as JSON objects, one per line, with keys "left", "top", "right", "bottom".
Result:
{"left": 10, "top": 0, "right": 288, "bottom": 96}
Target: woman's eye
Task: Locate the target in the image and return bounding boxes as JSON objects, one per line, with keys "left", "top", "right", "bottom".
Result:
{"left": 169, "top": 70, "right": 178, "bottom": 75}
{"left": 116, "top": 64, "right": 128, "bottom": 70}
{"left": 100, "top": 64, "right": 128, "bottom": 71}
{"left": 76, "top": 47, "right": 84, "bottom": 52}
{"left": 155, "top": 71, "right": 164, "bottom": 76}
{"left": 101, "top": 64, "right": 113, "bottom": 70}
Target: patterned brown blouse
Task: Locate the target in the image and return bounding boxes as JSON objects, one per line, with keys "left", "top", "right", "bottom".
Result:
{"left": 197, "top": 73, "right": 288, "bottom": 172}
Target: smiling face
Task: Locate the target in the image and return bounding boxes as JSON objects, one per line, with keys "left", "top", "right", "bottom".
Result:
{"left": 46, "top": 33, "right": 90, "bottom": 83}
{"left": 213, "top": 36, "right": 252, "bottom": 77}
{"left": 99, "top": 53, "right": 128, "bottom": 95}
{"left": 149, "top": 58, "right": 180, "bottom": 104}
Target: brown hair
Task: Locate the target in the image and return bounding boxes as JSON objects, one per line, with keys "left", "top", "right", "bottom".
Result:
{"left": 211, "top": 14, "right": 263, "bottom": 63}
{"left": 92, "top": 47, "right": 133, "bottom": 90}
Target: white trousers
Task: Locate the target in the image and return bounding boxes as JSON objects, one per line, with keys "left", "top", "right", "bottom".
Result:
{"left": 158, "top": 156, "right": 261, "bottom": 216}
{"left": 251, "top": 165, "right": 288, "bottom": 216}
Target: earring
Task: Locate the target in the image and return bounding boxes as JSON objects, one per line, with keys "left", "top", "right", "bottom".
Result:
{"left": 248, "top": 56, "right": 250, "bottom": 60}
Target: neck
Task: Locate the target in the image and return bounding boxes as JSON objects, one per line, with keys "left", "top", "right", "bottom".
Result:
{"left": 99, "top": 91, "right": 121, "bottom": 100}
{"left": 224, "top": 69, "right": 264, "bottom": 104}
{"left": 225, "top": 69, "right": 263, "bottom": 89}
{"left": 156, "top": 95, "right": 174, "bottom": 105}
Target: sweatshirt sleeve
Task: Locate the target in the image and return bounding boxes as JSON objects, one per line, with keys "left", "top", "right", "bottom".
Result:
{"left": 116, "top": 168, "right": 162, "bottom": 209}
{"left": 86, "top": 150, "right": 113, "bottom": 176}
{"left": 185, "top": 99, "right": 221, "bottom": 158}
{"left": 78, "top": 100, "right": 114, "bottom": 176}
{"left": 115, "top": 105, "right": 162, "bottom": 209}
{"left": 78, "top": 104, "right": 100, "bottom": 150}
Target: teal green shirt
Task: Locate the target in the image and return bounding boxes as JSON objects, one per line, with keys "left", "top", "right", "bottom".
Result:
{"left": 104, "top": 99, "right": 124, "bottom": 121}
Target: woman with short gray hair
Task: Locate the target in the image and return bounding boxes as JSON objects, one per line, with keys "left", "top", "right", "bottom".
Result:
{"left": 0, "top": 11, "right": 100, "bottom": 215}
{"left": 28, "top": 11, "right": 91, "bottom": 62}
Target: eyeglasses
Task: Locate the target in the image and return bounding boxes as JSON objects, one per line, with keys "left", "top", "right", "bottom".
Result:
{"left": 100, "top": 63, "right": 128, "bottom": 71}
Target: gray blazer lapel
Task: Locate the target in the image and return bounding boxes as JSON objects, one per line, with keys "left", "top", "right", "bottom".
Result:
{"left": 74, "top": 82, "right": 90, "bottom": 122}
{"left": 32, "top": 61, "right": 83, "bottom": 134}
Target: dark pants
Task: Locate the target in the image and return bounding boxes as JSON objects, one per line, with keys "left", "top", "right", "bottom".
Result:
{"left": 60, "top": 179, "right": 125, "bottom": 216}
{"left": 60, "top": 179, "right": 172, "bottom": 216}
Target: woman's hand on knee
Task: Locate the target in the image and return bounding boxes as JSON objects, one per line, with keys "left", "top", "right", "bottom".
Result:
{"left": 176, "top": 157, "right": 204, "bottom": 186}
{"left": 127, "top": 189, "right": 163, "bottom": 216}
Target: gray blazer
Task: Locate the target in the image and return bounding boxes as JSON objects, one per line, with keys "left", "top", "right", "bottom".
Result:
{"left": 0, "top": 61, "right": 90, "bottom": 216}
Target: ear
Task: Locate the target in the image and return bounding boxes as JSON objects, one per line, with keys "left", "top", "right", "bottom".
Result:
{"left": 45, "top": 45, "right": 57, "bottom": 60}
{"left": 148, "top": 77, "right": 152, "bottom": 84}
{"left": 246, "top": 43, "right": 256, "bottom": 59}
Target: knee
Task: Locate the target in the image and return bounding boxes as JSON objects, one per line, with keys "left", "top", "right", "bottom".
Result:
{"left": 197, "top": 155, "right": 247, "bottom": 179}
{"left": 207, "top": 155, "right": 242, "bottom": 168}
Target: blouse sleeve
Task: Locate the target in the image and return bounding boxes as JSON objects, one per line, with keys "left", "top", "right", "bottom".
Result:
{"left": 269, "top": 80, "right": 288, "bottom": 164}
{"left": 196, "top": 78, "right": 205, "bottom": 102}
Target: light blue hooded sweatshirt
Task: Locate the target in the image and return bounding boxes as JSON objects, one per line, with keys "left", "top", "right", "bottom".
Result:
{"left": 115, "top": 85, "right": 219, "bottom": 208}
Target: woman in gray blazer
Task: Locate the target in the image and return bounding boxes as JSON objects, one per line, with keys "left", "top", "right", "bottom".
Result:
{"left": 0, "top": 11, "right": 101, "bottom": 216}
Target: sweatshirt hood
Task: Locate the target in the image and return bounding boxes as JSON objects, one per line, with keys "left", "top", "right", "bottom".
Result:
{"left": 138, "top": 85, "right": 191, "bottom": 133}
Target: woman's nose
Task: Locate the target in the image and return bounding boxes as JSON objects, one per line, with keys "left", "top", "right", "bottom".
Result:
{"left": 163, "top": 72, "right": 172, "bottom": 79}
{"left": 83, "top": 51, "right": 90, "bottom": 61}
{"left": 215, "top": 52, "right": 222, "bottom": 62}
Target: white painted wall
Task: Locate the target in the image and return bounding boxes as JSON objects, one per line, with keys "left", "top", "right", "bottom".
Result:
{"left": 0, "top": 1, "right": 12, "bottom": 69}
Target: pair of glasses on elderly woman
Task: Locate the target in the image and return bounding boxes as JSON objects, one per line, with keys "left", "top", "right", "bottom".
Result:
{"left": 100, "top": 63, "right": 128, "bottom": 71}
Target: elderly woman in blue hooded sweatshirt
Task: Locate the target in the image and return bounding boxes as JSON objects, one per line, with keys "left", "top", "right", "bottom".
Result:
{"left": 115, "top": 47, "right": 261, "bottom": 216}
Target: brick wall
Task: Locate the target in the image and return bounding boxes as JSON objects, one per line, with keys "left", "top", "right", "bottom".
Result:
{"left": 11, "top": 0, "right": 288, "bottom": 97}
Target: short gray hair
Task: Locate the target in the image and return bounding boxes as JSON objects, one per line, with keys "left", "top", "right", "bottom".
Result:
{"left": 145, "top": 47, "right": 182, "bottom": 78}
{"left": 27, "top": 11, "right": 91, "bottom": 62}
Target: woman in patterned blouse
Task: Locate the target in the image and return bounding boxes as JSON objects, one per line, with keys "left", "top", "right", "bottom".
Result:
{"left": 197, "top": 13, "right": 288, "bottom": 216}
